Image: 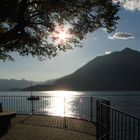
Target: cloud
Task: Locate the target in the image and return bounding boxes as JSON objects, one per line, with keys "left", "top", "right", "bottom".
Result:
{"left": 113, "top": 0, "right": 140, "bottom": 11}
{"left": 105, "top": 51, "right": 112, "bottom": 55}
{"left": 93, "top": 37, "right": 98, "bottom": 40}
{"left": 108, "top": 32, "right": 134, "bottom": 40}
{"left": 103, "top": 28, "right": 108, "bottom": 32}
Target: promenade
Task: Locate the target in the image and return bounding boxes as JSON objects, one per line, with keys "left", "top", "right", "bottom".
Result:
{"left": 0, "top": 115, "right": 96, "bottom": 140}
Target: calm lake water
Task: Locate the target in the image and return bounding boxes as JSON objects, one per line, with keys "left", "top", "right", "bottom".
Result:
{"left": 0, "top": 91, "right": 140, "bottom": 118}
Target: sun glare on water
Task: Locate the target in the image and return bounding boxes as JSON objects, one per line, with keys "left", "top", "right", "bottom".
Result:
{"left": 42, "top": 91, "right": 82, "bottom": 117}
{"left": 51, "top": 25, "right": 72, "bottom": 45}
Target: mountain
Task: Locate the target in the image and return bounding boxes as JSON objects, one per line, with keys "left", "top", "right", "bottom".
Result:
{"left": 23, "top": 48, "right": 140, "bottom": 91}
{"left": 0, "top": 78, "right": 57, "bottom": 91}
{"left": 0, "top": 79, "right": 39, "bottom": 91}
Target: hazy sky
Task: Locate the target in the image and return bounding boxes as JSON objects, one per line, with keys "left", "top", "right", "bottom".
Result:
{"left": 0, "top": 0, "right": 140, "bottom": 82}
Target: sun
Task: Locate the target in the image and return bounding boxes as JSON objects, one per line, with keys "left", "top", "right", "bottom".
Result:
{"left": 51, "top": 25, "right": 72, "bottom": 45}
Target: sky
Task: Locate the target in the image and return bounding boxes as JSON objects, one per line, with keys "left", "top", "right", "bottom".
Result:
{"left": 0, "top": 0, "right": 140, "bottom": 82}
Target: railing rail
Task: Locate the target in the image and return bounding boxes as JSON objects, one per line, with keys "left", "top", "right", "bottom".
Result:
{"left": 96, "top": 99, "right": 110, "bottom": 140}
{"left": 96, "top": 101, "right": 140, "bottom": 140}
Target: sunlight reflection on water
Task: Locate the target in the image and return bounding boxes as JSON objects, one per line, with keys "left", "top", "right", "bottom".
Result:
{"left": 47, "top": 96, "right": 65, "bottom": 116}
{"left": 42, "top": 95, "right": 84, "bottom": 117}
{"left": 38, "top": 91, "right": 84, "bottom": 117}
{"left": 40, "top": 90, "right": 83, "bottom": 96}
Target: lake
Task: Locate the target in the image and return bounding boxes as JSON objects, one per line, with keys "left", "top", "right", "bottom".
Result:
{"left": 0, "top": 91, "right": 140, "bottom": 119}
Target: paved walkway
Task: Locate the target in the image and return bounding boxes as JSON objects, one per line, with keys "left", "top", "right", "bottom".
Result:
{"left": 0, "top": 115, "right": 96, "bottom": 140}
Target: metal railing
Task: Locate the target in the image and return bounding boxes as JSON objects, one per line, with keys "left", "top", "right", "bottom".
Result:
{"left": 0, "top": 95, "right": 110, "bottom": 136}
{"left": 3, "top": 95, "right": 139, "bottom": 138}
{"left": 0, "top": 95, "right": 108, "bottom": 122}
{"left": 96, "top": 101, "right": 140, "bottom": 140}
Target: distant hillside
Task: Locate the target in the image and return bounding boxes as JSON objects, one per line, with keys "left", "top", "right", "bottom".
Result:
{"left": 23, "top": 48, "right": 140, "bottom": 91}
{"left": 0, "top": 79, "right": 39, "bottom": 91}
{"left": 0, "top": 79, "right": 56, "bottom": 91}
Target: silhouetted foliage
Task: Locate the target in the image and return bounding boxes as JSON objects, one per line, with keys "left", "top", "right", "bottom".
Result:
{"left": 0, "top": 0, "right": 120, "bottom": 61}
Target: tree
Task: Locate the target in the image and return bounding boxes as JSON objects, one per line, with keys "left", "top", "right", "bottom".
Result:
{"left": 0, "top": 0, "right": 120, "bottom": 61}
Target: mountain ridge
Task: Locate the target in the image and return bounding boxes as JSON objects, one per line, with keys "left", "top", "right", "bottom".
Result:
{"left": 23, "top": 48, "right": 140, "bottom": 91}
{"left": 0, "top": 79, "right": 56, "bottom": 91}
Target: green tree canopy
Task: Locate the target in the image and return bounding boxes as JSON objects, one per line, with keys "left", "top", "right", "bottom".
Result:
{"left": 0, "top": 0, "right": 119, "bottom": 61}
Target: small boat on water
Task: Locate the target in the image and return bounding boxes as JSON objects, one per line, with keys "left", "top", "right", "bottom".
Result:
{"left": 27, "top": 82, "right": 40, "bottom": 101}
{"left": 27, "top": 95, "right": 40, "bottom": 101}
